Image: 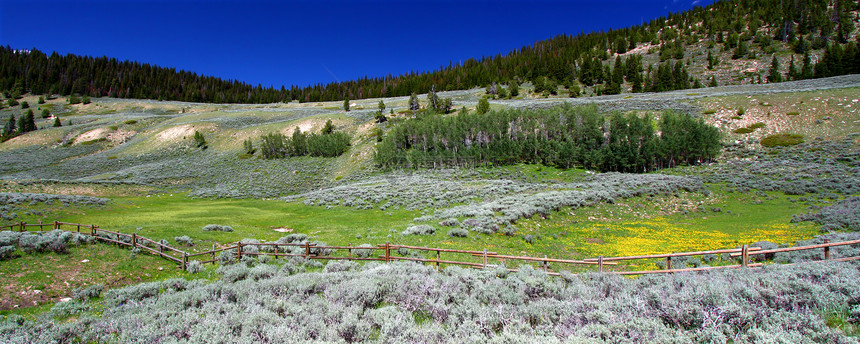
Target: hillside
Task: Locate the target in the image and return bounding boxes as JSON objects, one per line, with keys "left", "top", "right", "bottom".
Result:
{"left": 1, "top": 0, "right": 858, "bottom": 104}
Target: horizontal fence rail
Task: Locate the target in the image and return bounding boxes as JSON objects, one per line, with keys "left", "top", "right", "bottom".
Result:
{"left": 1, "top": 220, "right": 859, "bottom": 275}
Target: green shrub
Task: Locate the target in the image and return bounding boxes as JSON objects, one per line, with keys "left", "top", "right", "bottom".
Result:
{"left": 733, "top": 122, "right": 766, "bottom": 134}
{"left": 702, "top": 109, "right": 716, "bottom": 114}
{"left": 786, "top": 111, "right": 800, "bottom": 116}
{"left": 124, "top": 120, "right": 137, "bottom": 125}
{"left": 761, "top": 133, "right": 804, "bottom": 147}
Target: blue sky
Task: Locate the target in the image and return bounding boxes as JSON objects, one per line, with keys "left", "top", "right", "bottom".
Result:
{"left": 0, "top": 0, "right": 716, "bottom": 88}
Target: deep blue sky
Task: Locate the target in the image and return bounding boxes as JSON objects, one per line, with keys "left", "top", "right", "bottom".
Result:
{"left": 0, "top": 0, "right": 716, "bottom": 88}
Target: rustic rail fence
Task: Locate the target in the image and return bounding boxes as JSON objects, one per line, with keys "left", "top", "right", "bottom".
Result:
{"left": 2, "top": 221, "right": 859, "bottom": 275}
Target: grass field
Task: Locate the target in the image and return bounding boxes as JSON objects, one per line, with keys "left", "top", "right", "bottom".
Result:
{"left": 0, "top": 244, "right": 189, "bottom": 313}
{"left": 8, "top": 183, "right": 820, "bottom": 263}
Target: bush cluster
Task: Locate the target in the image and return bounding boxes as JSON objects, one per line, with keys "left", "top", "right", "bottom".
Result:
{"left": 0, "top": 230, "right": 93, "bottom": 257}
{"left": 2, "top": 260, "right": 858, "bottom": 343}
{"left": 792, "top": 197, "right": 860, "bottom": 232}
{"left": 202, "top": 224, "right": 234, "bottom": 232}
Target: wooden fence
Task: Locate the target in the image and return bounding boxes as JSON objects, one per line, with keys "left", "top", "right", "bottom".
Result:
{"left": 2, "top": 221, "right": 859, "bottom": 275}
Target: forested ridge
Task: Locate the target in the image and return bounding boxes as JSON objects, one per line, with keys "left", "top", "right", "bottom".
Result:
{"left": 0, "top": 0, "right": 858, "bottom": 103}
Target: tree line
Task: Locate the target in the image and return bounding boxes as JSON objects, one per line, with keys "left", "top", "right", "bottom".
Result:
{"left": 254, "top": 121, "right": 350, "bottom": 159}
{"left": 374, "top": 105, "right": 721, "bottom": 172}
{"left": 1, "top": 0, "right": 857, "bottom": 103}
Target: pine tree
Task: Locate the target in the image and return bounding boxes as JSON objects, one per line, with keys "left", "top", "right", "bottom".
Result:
{"left": 20, "top": 101, "right": 29, "bottom": 109}
{"left": 82, "top": 95, "right": 91, "bottom": 104}
{"left": 16, "top": 115, "right": 26, "bottom": 133}
{"left": 708, "top": 75, "right": 718, "bottom": 87}
{"left": 509, "top": 82, "right": 519, "bottom": 97}
{"left": 427, "top": 85, "right": 439, "bottom": 112}
{"left": 53, "top": 117, "right": 61, "bottom": 127}
{"left": 41, "top": 109, "right": 50, "bottom": 118}
{"left": 24, "top": 110, "right": 36, "bottom": 132}
{"left": 37, "top": 96, "right": 45, "bottom": 104}
{"left": 767, "top": 56, "right": 783, "bottom": 83}
{"left": 343, "top": 97, "right": 350, "bottom": 112}
{"left": 800, "top": 52, "right": 813, "bottom": 79}
{"left": 322, "top": 120, "right": 335, "bottom": 135}
{"left": 408, "top": 93, "right": 419, "bottom": 111}
{"left": 476, "top": 97, "right": 490, "bottom": 114}
{"left": 3, "top": 115, "right": 15, "bottom": 135}
{"left": 192, "top": 130, "right": 207, "bottom": 149}
{"left": 787, "top": 55, "right": 798, "bottom": 80}
{"left": 377, "top": 100, "right": 385, "bottom": 112}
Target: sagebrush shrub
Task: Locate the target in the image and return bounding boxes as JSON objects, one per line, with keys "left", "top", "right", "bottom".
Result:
{"left": 403, "top": 225, "right": 435, "bottom": 236}
{"left": 72, "top": 284, "right": 104, "bottom": 301}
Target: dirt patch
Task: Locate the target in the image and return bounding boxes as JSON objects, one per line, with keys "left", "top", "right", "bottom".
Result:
{"left": 585, "top": 238, "right": 605, "bottom": 244}
{"left": 75, "top": 128, "right": 109, "bottom": 143}
{"left": 157, "top": 124, "right": 199, "bottom": 142}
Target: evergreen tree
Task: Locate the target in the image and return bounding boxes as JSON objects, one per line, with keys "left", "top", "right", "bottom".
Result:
{"left": 41, "top": 109, "right": 50, "bottom": 118}
{"left": 7, "top": 99, "right": 18, "bottom": 107}
{"left": 800, "top": 52, "right": 813, "bottom": 79}
{"left": 427, "top": 85, "right": 439, "bottom": 112}
{"left": 20, "top": 101, "right": 28, "bottom": 109}
{"left": 322, "top": 120, "right": 335, "bottom": 135}
{"left": 82, "top": 95, "right": 91, "bottom": 104}
{"left": 37, "top": 96, "right": 45, "bottom": 104}
{"left": 377, "top": 100, "right": 385, "bottom": 112}
{"left": 3, "top": 115, "right": 15, "bottom": 135}
{"left": 476, "top": 97, "right": 490, "bottom": 114}
{"left": 192, "top": 130, "right": 207, "bottom": 149}
{"left": 408, "top": 93, "right": 419, "bottom": 111}
{"left": 708, "top": 75, "right": 718, "bottom": 87}
{"left": 16, "top": 114, "right": 26, "bottom": 133}
{"left": 767, "top": 56, "right": 783, "bottom": 83}
{"left": 707, "top": 50, "right": 716, "bottom": 69}
{"left": 291, "top": 127, "right": 307, "bottom": 155}
{"left": 343, "top": 97, "right": 350, "bottom": 112}
{"left": 243, "top": 139, "right": 256, "bottom": 155}
{"left": 787, "top": 55, "right": 798, "bottom": 80}
{"left": 53, "top": 117, "right": 61, "bottom": 127}
{"left": 68, "top": 95, "right": 81, "bottom": 104}
{"left": 509, "top": 82, "right": 519, "bottom": 97}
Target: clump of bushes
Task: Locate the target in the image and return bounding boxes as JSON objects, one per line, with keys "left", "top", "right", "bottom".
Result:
{"left": 0, "top": 230, "right": 93, "bottom": 257}
{"left": 402, "top": 225, "right": 435, "bottom": 235}
{"left": 202, "top": 224, "right": 234, "bottom": 232}
{"left": 72, "top": 284, "right": 103, "bottom": 301}
{"left": 447, "top": 228, "right": 468, "bottom": 237}
{"left": 3, "top": 260, "right": 858, "bottom": 342}
{"left": 761, "top": 133, "right": 805, "bottom": 147}
{"left": 174, "top": 236, "right": 193, "bottom": 246}
{"left": 732, "top": 122, "right": 765, "bottom": 134}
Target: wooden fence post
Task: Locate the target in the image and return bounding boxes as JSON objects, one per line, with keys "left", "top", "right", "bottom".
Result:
{"left": 20, "top": 222, "right": 25, "bottom": 232}
{"left": 211, "top": 244, "right": 216, "bottom": 263}
{"left": 436, "top": 250, "right": 441, "bottom": 271}
{"left": 76, "top": 223, "right": 81, "bottom": 233}
{"left": 237, "top": 243, "right": 243, "bottom": 261}
{"left": 91, "top": 225, "right": 96, "bottom": 236}
{"left": 598, "top": 256, "right": 604, "bottom": 273}
{"left": 543, "top": 255, "right": 548, "bottom": 272}
{"left": 182, "top": 252, "right": 188, "bottom": 270}
{"left": 54, "top": 221, "right": 59, "bottom": 230}
{"left": 385, "top": 243, "right": 391, "bottom": 263}
{"left": 348, "top": 243, "right": 352, "bottom": 258}
{"left": 665, "top": 256, "right": 672, "bottom": 270}
{"left": 482, "top": 249, "right": 488, "bottom": 268}
{"left": 824, "top": 239, "right": 831, "bottom": 260}
{"left": 304, "top": 242, "right": 310, "bottom": 259}
{"left": 131, "top": 233, "right": 137, "bottom": 248}
{"left": 741, "top": 245, "right": 749, "bottom": 267}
